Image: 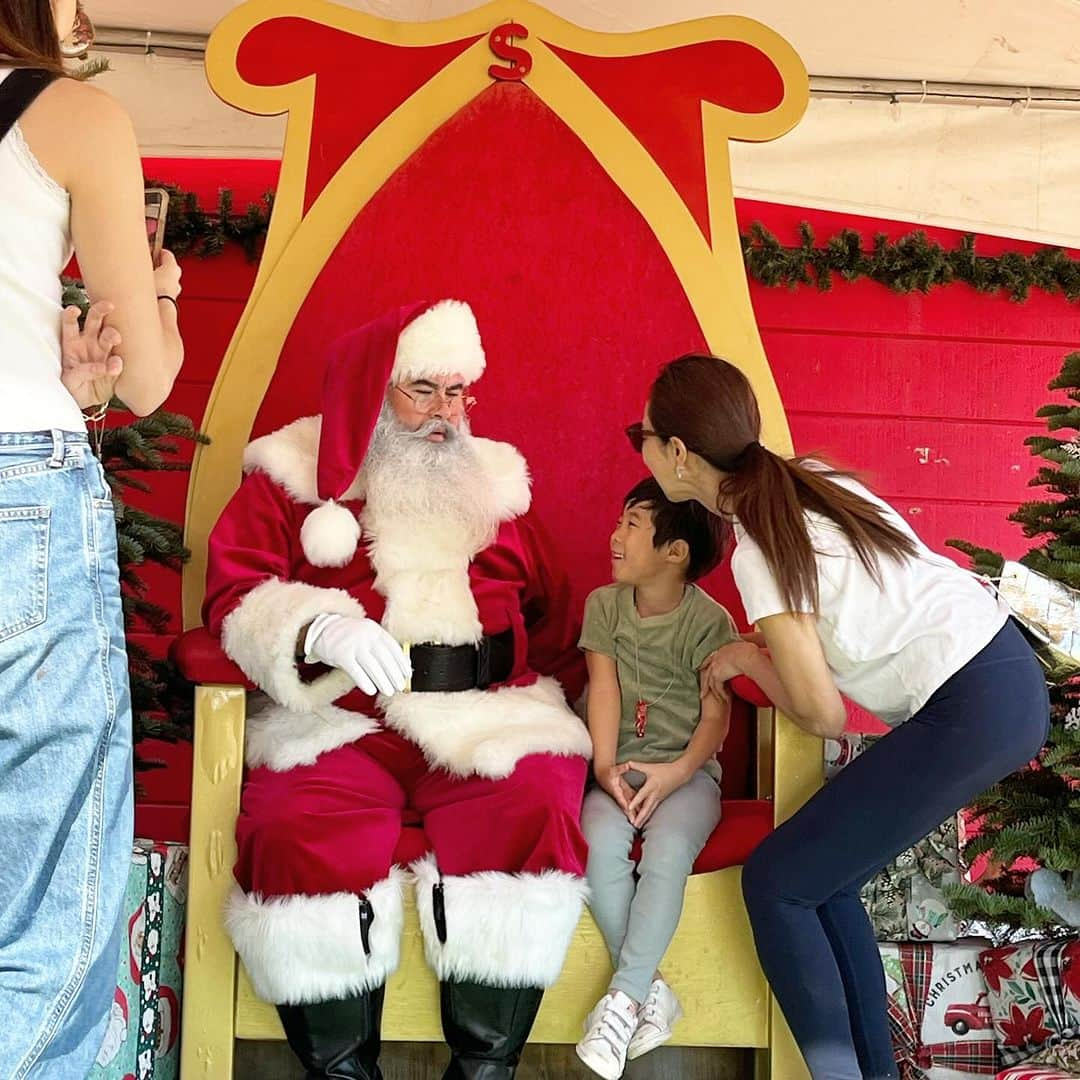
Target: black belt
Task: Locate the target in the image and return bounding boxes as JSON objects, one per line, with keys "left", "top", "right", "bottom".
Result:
{"left": 408, "top": 629, "right": 515, "bottom": 692}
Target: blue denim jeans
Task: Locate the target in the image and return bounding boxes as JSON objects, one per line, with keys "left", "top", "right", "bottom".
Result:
{"left": 0, "top": 430, "right": 133, "bottom": 1079}
{"left": 741, "top": 620, "right": 1050, "bottom": 1080}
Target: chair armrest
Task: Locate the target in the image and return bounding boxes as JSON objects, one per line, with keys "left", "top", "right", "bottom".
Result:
{"left": 171, "top": 626, "right": 254, "bottom": 688}
{"left": 729, "top": 673, "right": 771, "bottom": 707}
{"left": 771, "top": 712, "right": 824, "bottom": 826}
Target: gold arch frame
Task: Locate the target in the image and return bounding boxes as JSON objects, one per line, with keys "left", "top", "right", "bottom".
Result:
{"left": 185, "top": 0, "right": 808, "bottom": 628}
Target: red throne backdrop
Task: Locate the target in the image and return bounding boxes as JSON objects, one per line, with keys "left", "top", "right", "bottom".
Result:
{"left": 132, "top": 146, "right": 1072, "bottom": 841}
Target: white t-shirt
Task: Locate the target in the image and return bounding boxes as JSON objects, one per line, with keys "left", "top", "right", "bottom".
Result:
{"left": 0, "top": 67, "right": 83, "bottom": 433}
{"left": 730, "top": 474, "right": 1009, "bottom": 727}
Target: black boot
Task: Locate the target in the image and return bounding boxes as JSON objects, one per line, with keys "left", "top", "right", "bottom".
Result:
{"left": 276, "top": 986, "right": 385, "bottom": 1080}
{"left": 440, "top": 980, "right": 544, "bottom": 1079}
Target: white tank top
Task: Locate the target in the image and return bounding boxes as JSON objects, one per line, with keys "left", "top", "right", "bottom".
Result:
{"left": 0, "top": 67, "right": 85, "bottom": 432}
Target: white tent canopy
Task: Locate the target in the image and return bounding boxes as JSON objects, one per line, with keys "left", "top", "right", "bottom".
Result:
{"left": 88, "top": 1, "right": 1080, "bottom": 245}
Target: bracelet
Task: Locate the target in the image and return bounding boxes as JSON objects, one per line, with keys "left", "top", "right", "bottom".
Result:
{"left": 157, "top": 295, "right": 178, "bottom": 309}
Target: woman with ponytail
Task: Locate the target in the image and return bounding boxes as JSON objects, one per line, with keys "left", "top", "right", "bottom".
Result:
{"left": 629, "top": 354, "right": 1049, "bottom": 1079}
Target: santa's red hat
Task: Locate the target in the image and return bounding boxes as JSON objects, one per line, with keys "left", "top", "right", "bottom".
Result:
{"left": 301, "top": 299, "right": 485, "bottom": 567}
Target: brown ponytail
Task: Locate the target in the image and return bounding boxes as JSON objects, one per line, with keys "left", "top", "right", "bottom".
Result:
{"left": 648, "top": 355, "right": 917, "bottom": 612}
{"left": 0, "top": 2, "right": 65, "bottom": 73}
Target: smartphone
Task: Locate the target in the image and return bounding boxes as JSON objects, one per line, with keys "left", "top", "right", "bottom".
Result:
{"left": 144, "top": 188, "right": 170, "bottom": 265}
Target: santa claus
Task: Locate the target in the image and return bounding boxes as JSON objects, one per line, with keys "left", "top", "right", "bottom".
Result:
{"left": 203, "top": 300, "right": 592, "bottom": 1079}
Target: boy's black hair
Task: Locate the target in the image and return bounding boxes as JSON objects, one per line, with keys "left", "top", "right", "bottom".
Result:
{"left": 623, "top": 477, "right": 729, "bottom": 582}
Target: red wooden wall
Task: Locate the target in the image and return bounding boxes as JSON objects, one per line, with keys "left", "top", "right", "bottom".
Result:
{"left": 132, "top": 158, "right": 1074, "bottom": 841}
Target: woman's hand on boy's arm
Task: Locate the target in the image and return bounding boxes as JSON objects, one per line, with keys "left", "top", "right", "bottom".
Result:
{"left": 701, "top": 619, "right": 846, "bottom": 738}
{"left": 699, "top": 640, "right": 763, "bottom": 695}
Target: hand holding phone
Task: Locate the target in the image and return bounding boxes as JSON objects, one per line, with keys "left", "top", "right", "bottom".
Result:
{"left": 144, "top": 188, "right": 170, "bottom": 266}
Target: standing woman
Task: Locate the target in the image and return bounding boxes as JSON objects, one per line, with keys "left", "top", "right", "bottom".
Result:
{"left": 0, "top": 3, "right": 184, "bottom": 1075}
{"left": 630, "top": 354, "right": 1048, "bottom": 1080}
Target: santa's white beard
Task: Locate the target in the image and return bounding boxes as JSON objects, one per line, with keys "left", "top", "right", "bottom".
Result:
{"left": 358, "top": 407, "right": 498, "bottom": 552}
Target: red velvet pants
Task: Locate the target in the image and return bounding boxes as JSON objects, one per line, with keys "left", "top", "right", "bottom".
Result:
{"left": 235, "top": 728, "right": 588, "bottom": 898}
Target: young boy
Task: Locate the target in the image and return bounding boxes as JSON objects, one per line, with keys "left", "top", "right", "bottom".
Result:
{"left": 575, "top": 478, "right": 735, "bottom": 1080}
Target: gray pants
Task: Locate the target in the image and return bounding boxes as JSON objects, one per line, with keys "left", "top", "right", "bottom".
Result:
{"left": 581, "top": 769, "right": 722, "bottom": 1003}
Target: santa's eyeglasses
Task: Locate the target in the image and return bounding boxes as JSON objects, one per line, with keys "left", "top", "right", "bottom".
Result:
{"left": 394, "top": 382, "right": 476, "bottom": 416}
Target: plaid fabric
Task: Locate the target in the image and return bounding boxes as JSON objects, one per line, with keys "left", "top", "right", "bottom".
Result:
{"left": 888, "top": 944, "right": 1001, "bottom": 1078}
{"left": 1036, "top": 943, "right": 1078, "bottom": 1053}
{"left": 996, "top": 1069, "right": 1080, "bottom": 1080}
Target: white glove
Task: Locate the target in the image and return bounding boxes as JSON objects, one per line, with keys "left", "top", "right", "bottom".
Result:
{"left": 303, "top": 613, "right": 411, "bottom": 697}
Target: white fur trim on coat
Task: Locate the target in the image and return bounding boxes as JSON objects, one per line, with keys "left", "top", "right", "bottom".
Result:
{"left": 379, "top": 676, "right": 591, "bottom": 779}
{"left": 243, "top": 415, "right": 321, "bottom": 506}
{"left": 245, "top": 696, "right": 380, "bottom": 771}
{"left": 412, "top": 855, "right": 587, "bottom": 988}
{"left": 221, "top": 578, "right": 365, "bottom": 711}
{"left": 394, "top": 300, "right": 485, "bottom": 384}
{"left": 469, "top": 437, "right": 531, "bottom": 521}
{"left": 362, "top": 514, "right": 484, "bottom": 647}
{"left": 224, "top": 870, "right": 407, "bottom": 1005}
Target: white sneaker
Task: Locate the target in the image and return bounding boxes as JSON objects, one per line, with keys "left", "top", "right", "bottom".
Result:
{"left": 627, "top": 978, "right": 683, "bottom": 1060}
{"left": 575, "top": 990, "right": 639, "bottom": 1079}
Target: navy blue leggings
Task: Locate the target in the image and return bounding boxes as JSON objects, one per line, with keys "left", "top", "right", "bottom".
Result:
{"left": 742, "top": 620, "right": 1050, "bottom": 1080}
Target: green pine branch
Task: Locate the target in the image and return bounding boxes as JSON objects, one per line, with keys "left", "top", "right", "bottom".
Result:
{"left": 944, "top": 883, "right": 1063, "bottom": 931}
{"left": 103, "top": 405, "right": 203, "bottom": 758}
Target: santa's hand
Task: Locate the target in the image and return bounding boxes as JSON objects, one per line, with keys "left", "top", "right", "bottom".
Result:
{"left": 303, "top": 613, "right": 411, "bottom": 697}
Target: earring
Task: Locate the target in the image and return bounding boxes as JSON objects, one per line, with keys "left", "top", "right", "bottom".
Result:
{"left": 676, "top": 467, "right": 685, "bottom": 480}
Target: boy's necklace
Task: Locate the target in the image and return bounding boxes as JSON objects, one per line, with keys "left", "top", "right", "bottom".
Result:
{"left": 631, "top": 587, "right": 684, "bottom": 738}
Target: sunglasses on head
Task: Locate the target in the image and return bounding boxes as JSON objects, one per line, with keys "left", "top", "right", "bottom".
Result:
{"left": 625, "top": 423, "right": 660, "bottom": 454}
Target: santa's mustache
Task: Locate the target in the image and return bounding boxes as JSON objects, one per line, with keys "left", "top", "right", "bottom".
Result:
{"left": 403, "top": 417, "right": 459, "bottom": 441}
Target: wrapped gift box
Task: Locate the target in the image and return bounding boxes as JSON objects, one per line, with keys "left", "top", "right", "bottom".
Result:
{"left": 881, "top": 940, "right": 1002, "bottom": 1079}
{"left": 996, "top": 1068, "right": 1080, "bottom": 1079}
{"left": 995, "top": 1033, "right": 1080, "bottom": 1077}
{"left": 979, "top": 939, "right": 1080, "bottom": 1069}
{"left": 89, "top": 841, "right": 188, "bottom": 1080}
{"left": 828, "top": 733, "right": 963, "bottom": 942}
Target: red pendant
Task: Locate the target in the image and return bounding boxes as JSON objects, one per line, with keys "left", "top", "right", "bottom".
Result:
{"left": 635, "top": 700, "right": 648, "bottom": 738}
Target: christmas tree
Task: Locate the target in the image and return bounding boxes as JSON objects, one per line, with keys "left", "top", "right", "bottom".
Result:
{"left": 98, "top": 412, "right": 206, "bottom": 772}
{"left": 63, "top": 282, "right": 206, "bottom": 773}
{"left": 947, "top": 351, "right": 1080, "bottom": 931}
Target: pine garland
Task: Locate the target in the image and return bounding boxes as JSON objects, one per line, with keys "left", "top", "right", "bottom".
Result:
{"left": 148, "top": 180, "right": 274, "bottom": 262}
{"left": 139, "top": 183, "right": 1080, "bottom": 304}
{"left": 741, "top": 221, "right": 1080, "bottom": 302}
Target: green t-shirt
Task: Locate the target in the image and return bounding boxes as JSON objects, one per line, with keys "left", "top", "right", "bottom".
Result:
{"left": 578, "top": 583, "right": 737, "bottom": 782}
